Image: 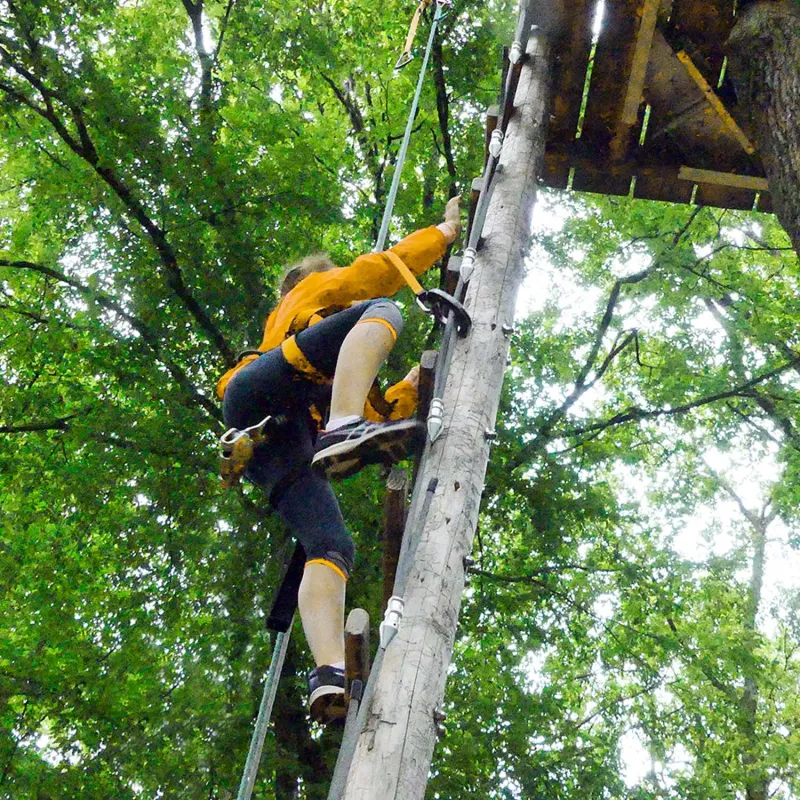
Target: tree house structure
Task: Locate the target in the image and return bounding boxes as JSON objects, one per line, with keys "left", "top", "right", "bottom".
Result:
{"left": 541, "top": 0, "right": 771, "bottom": 211}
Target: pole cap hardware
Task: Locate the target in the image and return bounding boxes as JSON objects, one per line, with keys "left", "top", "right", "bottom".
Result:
{"left": 433, "top": 708, "right": 447, "bottom": 739}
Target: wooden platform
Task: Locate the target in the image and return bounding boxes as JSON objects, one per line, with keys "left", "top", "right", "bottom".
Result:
{"left": 538, "top": 0, "right": 770, "bottom": 211}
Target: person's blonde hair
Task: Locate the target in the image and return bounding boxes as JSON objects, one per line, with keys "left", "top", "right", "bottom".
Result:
{"left": 280, "top": 253, "right": 335, "bottom": 296}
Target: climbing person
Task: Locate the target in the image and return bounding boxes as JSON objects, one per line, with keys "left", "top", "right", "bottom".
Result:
{"left": 216, "top": 197, "right": 462, "bottom": 723}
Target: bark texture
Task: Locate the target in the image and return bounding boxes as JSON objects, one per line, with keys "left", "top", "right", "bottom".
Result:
{"left": 339, "top": 33, "right": 552, "bottom": 800}
{"left": 727, "top": 2, "right": 800, "bottom": 256}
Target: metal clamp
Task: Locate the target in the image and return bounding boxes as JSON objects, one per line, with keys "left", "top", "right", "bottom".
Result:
{"left": 417, "top": 288, "right": 472, "bottom": 337}
{"left": 460, "top": 247, "right": 477, "bottom": 281}
{"left": 427, "top": 397, "right": 445, "bottom": 443}
{"left": 219, "top": 413, "right": 286, "bottom": 488}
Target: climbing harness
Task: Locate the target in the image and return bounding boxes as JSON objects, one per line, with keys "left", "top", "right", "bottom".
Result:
{"left": 219, "top": 413, "right": 287, "bottom": 488}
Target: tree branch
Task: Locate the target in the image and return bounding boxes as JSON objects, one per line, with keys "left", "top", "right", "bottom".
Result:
{"left": 0, "top": 258, "right": 222, "bottom": 422}
{"left": 0, "top": 411, "right": 83, "bottom": 434}
{"left": 431, "top": 28, "right": 457, "bottom": 198}
{"left": 0, "top": 38, "right": 235, "bottom": 365}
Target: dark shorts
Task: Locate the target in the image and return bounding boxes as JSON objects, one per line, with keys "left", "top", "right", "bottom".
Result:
{"left": 222, "top": 299, "right": 401, "bottom": 577}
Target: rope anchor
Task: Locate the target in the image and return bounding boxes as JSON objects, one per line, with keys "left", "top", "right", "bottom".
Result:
{"left": 394, "top": 0, "right": 453, "bottom": 70}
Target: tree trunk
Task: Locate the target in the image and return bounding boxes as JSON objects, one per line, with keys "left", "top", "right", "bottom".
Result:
{"left": 741, "top": 511, "right": 769, "bottom": 800}
{"left": 338, "top": 32, "right": 553, "bottom": 800}
{"left": 727, "top": 2, "right": 800, "bottom": 256}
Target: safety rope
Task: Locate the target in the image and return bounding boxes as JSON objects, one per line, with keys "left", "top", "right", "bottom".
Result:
{"left": 374, "top": 0, "right": 450, "bottom": 253}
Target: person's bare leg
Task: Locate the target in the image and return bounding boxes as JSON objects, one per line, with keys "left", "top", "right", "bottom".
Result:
{"left": 328, "top": 321, "right": 395, "bottom": 422}
{"left": 298, "top": 563, "right": 346, "bottom": 666}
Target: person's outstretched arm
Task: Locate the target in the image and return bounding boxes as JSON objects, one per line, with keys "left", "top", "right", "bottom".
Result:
{"left": 316, "top": 197, "right": 462, "bottom": 304}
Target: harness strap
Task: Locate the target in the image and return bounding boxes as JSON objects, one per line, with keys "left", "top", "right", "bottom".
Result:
{"left": 383, "top": 250, "right": 425, "bottom": 295}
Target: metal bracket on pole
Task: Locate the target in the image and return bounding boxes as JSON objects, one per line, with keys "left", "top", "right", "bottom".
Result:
{"left": 379, "top": 595, "right": 405, "bottom": 649}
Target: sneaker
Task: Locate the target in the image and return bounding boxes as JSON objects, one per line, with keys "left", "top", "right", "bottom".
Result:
{"left": 312, "top": 418, "right": 426, "bottom": 479}
{"left": 308, "top": 665, "right": 347, "bottom": 724}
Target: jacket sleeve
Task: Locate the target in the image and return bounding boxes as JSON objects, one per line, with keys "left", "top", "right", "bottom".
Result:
{"left": 322, "top": 226, "right": 447, "bottom": 305}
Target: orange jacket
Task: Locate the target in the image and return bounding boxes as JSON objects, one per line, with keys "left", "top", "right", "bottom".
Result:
{"left": 216, "top": 225, "right": 447, "bottom": 419}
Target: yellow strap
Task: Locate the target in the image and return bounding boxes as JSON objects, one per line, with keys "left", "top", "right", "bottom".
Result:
{"left": 397, "top": 0, "right": 432, "bottom": 67}
{"left": 383, "top": 250, "right": 425, "bottom": 295}
{"left": 281, "top": 336, "right": 329, "bottom": 384}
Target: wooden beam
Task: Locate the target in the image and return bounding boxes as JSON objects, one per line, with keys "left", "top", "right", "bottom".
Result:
{"left": 443, "top": 256, "right": 460, "bottom": 297}
{"left": 416, "top": 350, "right": 438, "bottom": 423}
{"left": 382, "top": 468, "right": 408, "bottom": 607}
{"left": 339, "top": 32, "right": 552, "bottom": 800}
{"left": 620, "top": 0, "right": 660, "bottom": 125}
{"left": 677, "top": 166, "right": 768, "bottom": 191}
{"left": 344, "top": 608, "right": 371, "bottom": 697}
{"left": 676, "top": 50, "right": 755, "bottom": 154}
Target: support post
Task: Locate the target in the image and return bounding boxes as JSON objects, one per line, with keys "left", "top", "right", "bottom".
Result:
{"left": 382, "top": 468, "right": 408, "bottom": 607}
{"left": 338, "top": 30, "right": 552, "bottom": 800}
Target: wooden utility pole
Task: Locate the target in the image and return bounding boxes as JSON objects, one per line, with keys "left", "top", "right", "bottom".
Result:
{"left": 338, "top": 29, "right": 554, "bottom": 800}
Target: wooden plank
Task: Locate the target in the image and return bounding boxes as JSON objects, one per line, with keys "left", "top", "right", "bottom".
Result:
{"left": 443, "top": 256, "right": 460, "bottom": 297}
{"left": 344, "top": 608, "right": 370, "bottom": 696}
{"left": 382, "top": 468, "right": 408, "bottom": 607}
{"left": 677, "top": 166, "right": 768, "bottom": 192}
{"left": 541, "top": 147, "right": 571, "bottom": 190}
{"left": 644, "top": 31, "right": 749, "bottom": 171}
{"left": 546, "top": 0, "right": 595, "bottom": 144}
{"left": 577, "top": 0, "right": 643, "bottom": 169}
{"left": 675, "top": 50, "right": 755, "bottom": 155}
{"left": 572, "top": 161, "right": 632, "bottom": 197}
{"left": 542, "top": 150, "right": 767, "bottom": 210}
{"left": 634, "top": 168, "right": 694, "bottom": 205}
{"left": 416, "top": 350, "right": 438, "bottom": 423}
{"left": 620, "top": 0, "right": 660, "bottom": 126}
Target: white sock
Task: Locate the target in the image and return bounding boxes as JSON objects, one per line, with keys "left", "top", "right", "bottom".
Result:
{"left": 326, "top": 415, "right": 361, "bottom": 432}
{"left": 331, "top": 661, "right": 345, "bottom": 670}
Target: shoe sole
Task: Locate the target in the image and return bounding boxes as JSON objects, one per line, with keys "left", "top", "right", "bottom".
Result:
{"left": 312, "top": 422, "right": 425, "bottom": 480}
{"left": 310, "top": 687, "right": 347, "bottom": 724}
